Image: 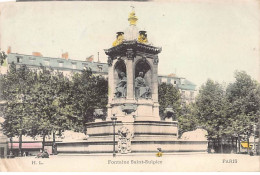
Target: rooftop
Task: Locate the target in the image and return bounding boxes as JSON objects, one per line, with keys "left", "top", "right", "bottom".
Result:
{"left": 7, "top": 53, "right": 108, "bottom": 74}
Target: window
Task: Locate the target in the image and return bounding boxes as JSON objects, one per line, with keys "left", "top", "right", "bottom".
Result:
{"left": 44, "top": 60, "right": 50, "bottom": 66}
{"left": 171, "top": 79, "right": 176, "bottom": 85}
{"left": 58, "top": 62, "right": 63, "bottom": 67}
{"left": 72, "top": 63, "right": 76, "bottom": 69}
{"left": 161, "top": 78, "right": 167, "bottom": 83}
{"left": 29, "top": 57, "right": 35, "bottom": 63}
{"left": 17, "top": 56, "right": 22, "bottom": 63}
{"left": 97, "top": 65, "right": 103, "bottom": 72}
{"left": 82, "top": 63, "right": 88, "bottom": 69}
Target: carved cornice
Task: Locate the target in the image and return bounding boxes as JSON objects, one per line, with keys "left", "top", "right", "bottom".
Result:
{"left": 104, "top": 41, "right": 161, "bottom": 58}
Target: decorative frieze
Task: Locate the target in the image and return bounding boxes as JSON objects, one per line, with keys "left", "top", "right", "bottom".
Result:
{"left": 105, "top": 41, "right": 161, "bottom": 58}
{"left": 126, "top": 48, "right": 134, "bottom": 60}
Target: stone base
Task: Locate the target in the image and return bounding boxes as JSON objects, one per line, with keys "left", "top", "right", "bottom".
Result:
{"left": 56, "top": 120, "right": 208, "bottom": 154}
{"left": 56, "top": 140, "right": 208, "bottom": 154}
{"left": 108, "top": 99, "right": 160, "bottom": 121}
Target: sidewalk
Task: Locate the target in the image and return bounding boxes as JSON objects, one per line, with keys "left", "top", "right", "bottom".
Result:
{"left": 1, "top": 153, "right": 259, "bottom": 172}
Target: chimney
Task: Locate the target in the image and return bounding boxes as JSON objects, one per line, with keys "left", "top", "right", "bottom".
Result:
{"left": 32, "top": 52, "right": 43, "bottom": 57}
{"left": 86, "top": 55, "right": 94, "bottom": 62}
{"left": 62, "top": 52, "right": 69, "bottom": 60}
{"left": 7, "top": 46, "right": 11, "bottom": 54}
{"left": 168, "top": 73, "right": 176, "bottom": 77}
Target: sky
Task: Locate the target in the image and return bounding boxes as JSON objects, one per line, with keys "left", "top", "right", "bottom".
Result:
{"left": 0, "top": 0, "right": 259, "bottom": 88}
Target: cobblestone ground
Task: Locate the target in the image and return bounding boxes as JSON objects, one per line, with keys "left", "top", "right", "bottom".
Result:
{"left": 0, "top": 153, "right": 259, "bottom": 172}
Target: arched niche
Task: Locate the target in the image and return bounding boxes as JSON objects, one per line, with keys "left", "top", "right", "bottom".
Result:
{"left": 134, "top": 59, "right": 152, "bottom": 98}
{"left": 114, "top": 59, "right": 127, "bottom": 98}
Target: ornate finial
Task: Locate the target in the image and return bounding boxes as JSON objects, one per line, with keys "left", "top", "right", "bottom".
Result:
{"left": 128, "top": 6, "right": 138, "bottom": 26}
{"left": 112, "top": 32, "right": 124, "bottom": 47}
{"left": 138, "top": 31, "right": 148, "bottom": 44}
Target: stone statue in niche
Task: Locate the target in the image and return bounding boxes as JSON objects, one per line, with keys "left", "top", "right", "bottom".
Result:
{"left": 115, "top": 72, "right": 127, "bottom": 98}
{"left": 135, "top": 72, "right": 151, "bottom": 99}
{"left": 118, "top": 126, "right": 132, "bottom": 154}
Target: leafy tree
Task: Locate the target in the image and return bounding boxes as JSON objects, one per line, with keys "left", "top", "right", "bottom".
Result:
{"left": 178, "top": 103, "right": 198, "bottom": 137}
{"left": 226, "top": 71, "right": 260, "bottom": 143}
{"left": 49, "top": 71, "right": 72, "bottom": 153}
{"left": 0, "top": 63, "right": 35, "bottom": 156}
{"left": 195, "top": 79, "right": 229, "bottom": 152}
{"left": 28, "top": 66, "right": 70, "bottom": 151}
{"left": 0, "top": 50, "right": 7, "bottom": 66}
{"left": 158, "top": 83, "right": 181, "bottom": 120}
{"left": 69, "top": 69, "right": 108, "bottom": 134}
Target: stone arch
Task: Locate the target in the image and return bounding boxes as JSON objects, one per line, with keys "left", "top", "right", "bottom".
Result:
{"left": 134, "top": 59, "right": 152, "bottom": 98}
{"left": 114, "top": 59, "right": 127, "bottom": 98}
{"left": 114, "top": 59, "right": 126, "bottom": 76}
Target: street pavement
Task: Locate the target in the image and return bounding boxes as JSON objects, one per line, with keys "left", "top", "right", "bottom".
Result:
{"left": 0, "top": 153, "right": 259, "bottom": 172}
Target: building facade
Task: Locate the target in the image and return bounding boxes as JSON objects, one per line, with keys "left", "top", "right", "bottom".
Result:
{"left": 158, "top": 74, "right": 197, "bottom": 104}
{"left": 6, "top": 53, "right": 108, "bottom": 78}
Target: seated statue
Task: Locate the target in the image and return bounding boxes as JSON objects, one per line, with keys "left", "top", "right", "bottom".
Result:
{"left": 115, "top": 72, "right": 127, "bottom": 98}
{"left": 135, "top": 72, "right": 151, "bottom": 98}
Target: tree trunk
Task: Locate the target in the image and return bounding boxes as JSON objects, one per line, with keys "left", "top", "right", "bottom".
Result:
{"left": 42, "top": 134, "right": 46, "bottom": 151}
{"left": 10, "top": 137, "right": 13, "bottom": 155}
{"left": 235, "top": 137, "right": 238, "bottom": 153}
{"left": 220, "top": 138, "right": 223, "bottom": 154}
{"left": 83, "top": 125, "right": 87, "bottom": 135}
{"left": 230, "top": 137, "right": 234, "bottom": 153}
{"left": 238, "top": 136, "right": 241, "bottom": 153}
{"left": 52, "top": 131, "right": 56, "bottom": 155}
{"left": 247, "top": 136, "right": 250, "bottom": 155}
{"left": 18, "top": 134, "right": 22, "bottom": 157}
{"left": 213, "top": 138, "right": 216, "bottom": 153}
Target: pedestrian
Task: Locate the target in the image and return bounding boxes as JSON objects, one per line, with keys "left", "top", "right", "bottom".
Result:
{"left": 42, "top": 149, "right": 49, "bottom": 158}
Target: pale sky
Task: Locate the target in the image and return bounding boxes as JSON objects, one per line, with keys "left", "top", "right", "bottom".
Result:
{"left": 0, "top": 0, "right": 259, "bottom": 88}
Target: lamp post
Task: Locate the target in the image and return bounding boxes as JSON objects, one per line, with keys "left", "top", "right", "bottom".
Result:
{"left": 111, "top": 114, "right": 117, "bottom": 157}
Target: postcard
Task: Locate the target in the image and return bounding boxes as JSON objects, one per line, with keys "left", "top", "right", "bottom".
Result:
{"left": 0, "top": 0, "right": 259, "bottom": 172}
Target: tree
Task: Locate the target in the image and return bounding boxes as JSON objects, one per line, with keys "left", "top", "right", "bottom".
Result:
{"left": 49, "top": 71, "right": 72, "bottom": 153}
{"left": 0, "top": 63, "right": 36, "bottom": 156}
{"left": 226, "top": 71, "right": 260, "bottom": 151}
{"left": 1, "top": 63, "right": 108, "bottom": 154}
{"left": 69, "top": 68, "right": 108, "bottom": 134}
{"left": 195, "top": 79, "right": 229, "bottom": 153}
{"left": 0, "top": 50, "right": 7, "bottom": 66}
{"left": 178, "top": 103, "right": 198, "bottom": 137}
{"left": 158, "top": 83, "right": 181, "bottom": 120}
{"left": 27, "top": 66, "right": 71, "bottom": 151}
